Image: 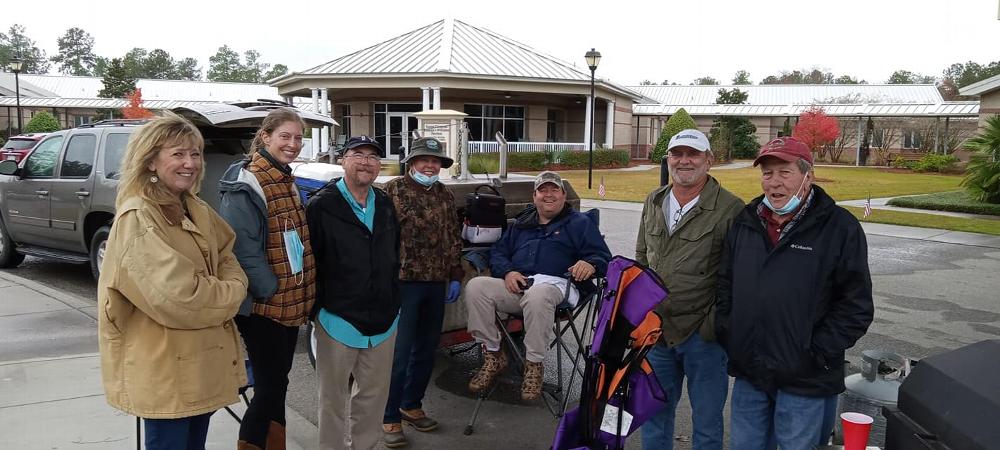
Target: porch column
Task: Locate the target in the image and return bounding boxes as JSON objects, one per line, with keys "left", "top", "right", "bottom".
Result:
{"left": 584, "top": 95, "right": 593, "bottom": 145}
{"left": 944, "top": 117, "right": 950, "bottom": 153}
{"left": 320, "top": 89, "right": 329, "bottom": 116}
{"left": 282, "top": 96, "right": 293, "bottom": 106}
{"left": 605, "top": 100, "right": 614, "bottom": 148}
{"left": 856, "top": 117, "right": 863, "bottom": 167}
{"left": 432, "top": 87, "right": 441, "bottom": 110}
{"left": 422, "top": 87, "right": 430, "bottom": 111}
{"left": 934, "top": 117, "right": 940, "bottom": 154}
{"left": 311, "top": 88, "right": 319, "bottom": 113}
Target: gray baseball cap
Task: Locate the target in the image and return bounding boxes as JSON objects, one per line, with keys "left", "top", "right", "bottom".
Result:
{"left": 533, "top": 171, "right": 564, "bottom": 190}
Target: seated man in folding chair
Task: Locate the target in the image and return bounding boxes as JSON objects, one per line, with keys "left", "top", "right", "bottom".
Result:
{"left": 465, "top": 171, "right": 612, "bottom": 401}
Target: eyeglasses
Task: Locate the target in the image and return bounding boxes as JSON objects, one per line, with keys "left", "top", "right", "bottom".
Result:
{"left": 672, "top": 208, "right": 683, "bottom": 227}
{"left": 344, "top": 153, "right": 380, "bottom": 164}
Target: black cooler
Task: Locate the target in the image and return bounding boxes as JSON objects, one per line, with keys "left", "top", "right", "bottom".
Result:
{"left": 883, "top": 340, "right": 1000, "bottom": 450}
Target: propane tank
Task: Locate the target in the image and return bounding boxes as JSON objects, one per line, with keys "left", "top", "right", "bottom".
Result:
{"left": 836, "top": 350, "right": 910, "bottom": 447}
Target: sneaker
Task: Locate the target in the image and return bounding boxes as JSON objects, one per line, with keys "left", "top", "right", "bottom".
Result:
{"left": 468, "top": 349, "right": 508, "bottom": 393}
{"left": 400, "top": 408, "right": 439, "bottom": 432}
{"left": 382, "top": 423, "right": 407, "bottom": 448}
{"left": 521, "top": 361, "right": 544, "bottom": 401}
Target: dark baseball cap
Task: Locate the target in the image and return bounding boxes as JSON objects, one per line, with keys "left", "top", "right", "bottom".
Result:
{"left": 402, "top": 137, "right": 454, "bottom": 168}
{"left": 753, "top": 137, "right": 813, "bottom": 166}
{"left": 342, "top": 135, "right": 385, "bottom": 158}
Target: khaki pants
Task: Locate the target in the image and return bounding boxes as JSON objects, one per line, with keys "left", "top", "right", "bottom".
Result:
{"left": 315, "top": 322, "right": 396, "bottom": 450}
{"left": 465, "top": 276, "right": 564, "bottom": 363}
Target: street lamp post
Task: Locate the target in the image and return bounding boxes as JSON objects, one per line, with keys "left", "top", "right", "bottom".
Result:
{"left": 8, "top": 57, "right": 23, "bottom": 133}
{"left": 585, "top": 48, "right": 601, "bottom": 189}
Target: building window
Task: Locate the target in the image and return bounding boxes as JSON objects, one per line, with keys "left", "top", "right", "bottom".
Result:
{"left": 73, "top": 116, "right": 92, "bottom": 126}
{"left": 902, "top": 129, "right": 922, "bottom": 149}
{"left": 463, "top": 104, "right": 525, "bottom": 142}
{"left": 338, "top": 105, "right": 351, "bottom": 142}
{"left": 871, "top": 129, "right": 885, "bottom": 148}
{"left": 546, "top": 109, "right": 562, "bottom": 142}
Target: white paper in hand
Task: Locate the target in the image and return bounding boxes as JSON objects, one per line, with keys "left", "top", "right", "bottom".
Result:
{"left": 599, "top": 404, "right": 634, "bottom": 436}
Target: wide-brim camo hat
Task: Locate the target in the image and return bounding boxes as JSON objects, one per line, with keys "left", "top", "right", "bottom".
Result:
{"left": 401, "top": 137, "right": 454, "bottom": 168}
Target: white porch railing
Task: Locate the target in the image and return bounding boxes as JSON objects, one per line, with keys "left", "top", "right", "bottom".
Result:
{"left": 468, "top": 141, "right": 588, "bottom": 153}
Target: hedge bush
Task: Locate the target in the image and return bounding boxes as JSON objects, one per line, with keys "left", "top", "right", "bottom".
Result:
{"left": 650, "top": 108, "right": 697, "bottom": 163}
{"left": 24, "top": 111, "right": 61, "bottom": 133}
{"left": 558, "top": 149, "right": 629, "bottom": 168}
{"left": 467, "top": 149, "right": 630, "bottom": 172}
{"left": 912, "top": 154, "right": 958, "bottom": 173}
{"left": 887, "top": 191, "right": 1000, "bottom": 216}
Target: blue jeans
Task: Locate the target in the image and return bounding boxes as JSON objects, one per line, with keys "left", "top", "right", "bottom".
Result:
{"left": 730, "top": 377, "right": 836, "bottom": 450}
{"left": 640, "top": 333, "right": 728, "bottom": 450}
{"left": 383, "top": 281, "right": 446, "bottom": 424}
{"left": 143, "top": 411, "right": 214, "bottom": 450}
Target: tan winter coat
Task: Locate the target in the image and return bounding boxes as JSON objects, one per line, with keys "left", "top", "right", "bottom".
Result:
{"left": 97, "top": 195, "right": 248, "bottom": 419}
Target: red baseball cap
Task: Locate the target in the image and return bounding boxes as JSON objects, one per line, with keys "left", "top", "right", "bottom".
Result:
{"left": 753, "top": 137, "right": 813, "bottom": 166}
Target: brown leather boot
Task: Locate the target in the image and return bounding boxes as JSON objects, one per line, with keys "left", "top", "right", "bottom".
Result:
{"left": 468, "top": 348, "right": 508, "bottom": 393}
{"left": 238, "top": 441, "right": 263, "bottom": 450}
{"left": 521, "top": 361, "right": 544, "bottom": 401}
{"left": 265, "top": 421, "right": 286, "bottom": 450}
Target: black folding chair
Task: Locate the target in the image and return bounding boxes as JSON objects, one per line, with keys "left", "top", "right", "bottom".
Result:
{"left": 464, "top": 208, "right": 605, "bottom": 435}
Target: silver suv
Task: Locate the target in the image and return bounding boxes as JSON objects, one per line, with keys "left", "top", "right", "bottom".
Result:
{"left": 0, "top": 102, "right": 335, "bottom": 279}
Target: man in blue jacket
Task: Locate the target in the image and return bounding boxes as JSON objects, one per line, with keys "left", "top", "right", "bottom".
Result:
{"left": 715, "top": 137, "right": 874, "bottom": 449}
{"left": 465, "top": 171, "right": 611, "bottom": 401}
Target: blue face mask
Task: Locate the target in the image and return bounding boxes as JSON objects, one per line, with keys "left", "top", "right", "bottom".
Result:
{"left": 410, "top": 170, "right": 439, "bottom": 186}
{"left": 282, "top": 218, "right": 305, "bottom": 285}
{"left": 763, "top": 174, "right": 809, "bottom": 216}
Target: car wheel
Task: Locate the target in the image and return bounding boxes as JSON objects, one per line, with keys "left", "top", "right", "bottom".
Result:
{"left": 0, "top": 218, "right": 26, "bottom": 268}
{"left": 89, "top": 225, "right": 111, "bottom": 281}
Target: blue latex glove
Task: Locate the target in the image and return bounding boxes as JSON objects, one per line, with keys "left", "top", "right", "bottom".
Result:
{"left": 445, "top": 281, "right": 461, "bottom": 303}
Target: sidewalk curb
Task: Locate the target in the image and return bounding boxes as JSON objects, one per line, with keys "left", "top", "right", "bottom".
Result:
{"left": 0, "top": 270, "right": 93, "bottom": 311}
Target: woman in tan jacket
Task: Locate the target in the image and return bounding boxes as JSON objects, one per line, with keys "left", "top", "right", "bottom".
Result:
{"left": 97, "top": 114, "right": 248, "bottom": 450}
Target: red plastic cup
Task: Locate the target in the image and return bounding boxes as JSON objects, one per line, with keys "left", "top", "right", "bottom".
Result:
{"left": 841, "top": 412, "right": 874, "bottom": 450}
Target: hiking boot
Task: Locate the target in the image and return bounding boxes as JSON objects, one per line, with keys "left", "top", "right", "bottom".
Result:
{"left": 400, "top": 408, "right": 439, "bottom": 432}
{"left": 382, "top": 423, "right": 407, "bottom": 448}
{"left": 468, "top": 349, "right": 508, "bottom": 393}
{"left": 265, "top": 421, "right": 286, "bottom": 450}
{"left": 521, "top": 361, "right": 544, "bottom": 401}
{"left": 237, "top": 441, "right": 262, "bottom": 450}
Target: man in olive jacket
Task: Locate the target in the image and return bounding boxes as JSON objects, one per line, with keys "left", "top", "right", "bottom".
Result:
{"left": 635, "top": 129, "right": 744, "bottom": 450}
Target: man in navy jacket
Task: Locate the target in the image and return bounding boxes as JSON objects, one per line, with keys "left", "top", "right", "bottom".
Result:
{"left": 715, "top": 137, "right": 874, "bottom": 449}
{"left": 465, "top": 171, "right": 611, "bottom": 401}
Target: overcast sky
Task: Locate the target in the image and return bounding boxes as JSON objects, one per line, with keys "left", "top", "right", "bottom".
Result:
{"left": 6, "top": 0, "right": 1000, "bottom": 86}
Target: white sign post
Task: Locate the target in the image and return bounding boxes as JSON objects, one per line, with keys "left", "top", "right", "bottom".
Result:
{"left": 413, "top": 109, "right": 468, "bottom": 179}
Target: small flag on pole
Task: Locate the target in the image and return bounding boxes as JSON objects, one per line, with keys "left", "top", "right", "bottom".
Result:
{"left": 864, "top": 194, "right": 872, "bottom": 218}
{"left": 598, "top": 176, "right": 606, "bottom": 199}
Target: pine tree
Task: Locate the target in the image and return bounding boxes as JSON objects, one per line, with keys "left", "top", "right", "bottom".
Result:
{"left": 98, "top": 58, "right": 137, "bottom": 98}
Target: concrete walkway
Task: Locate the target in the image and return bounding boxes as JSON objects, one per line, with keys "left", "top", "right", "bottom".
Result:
{"left": 0, "top": 271, "right": 317, "bottom": 450}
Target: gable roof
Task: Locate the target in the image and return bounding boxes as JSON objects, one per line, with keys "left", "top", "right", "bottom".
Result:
{"left": 959, "top": 74, "right": 1000, "bottom": 97}
{"left": 630, "top": 84, "right": 945, "bottom": 105}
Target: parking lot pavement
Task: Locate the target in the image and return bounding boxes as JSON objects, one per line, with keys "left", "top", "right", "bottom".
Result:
{"left": 4, "top": 200, "right": 1000, "bottom": 449}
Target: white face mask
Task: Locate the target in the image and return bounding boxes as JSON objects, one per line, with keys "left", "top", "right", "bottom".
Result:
{"left": 410, "top": 169, "right": 439, "bottom": 186}
{"left": 282, "top": 217, "right": 305, "bottom": 285}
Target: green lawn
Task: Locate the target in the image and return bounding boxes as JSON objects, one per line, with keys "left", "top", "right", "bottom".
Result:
{"left": 842, "top": 206, "right": 1000, "bottom": 236}
{"left": 556, "top": 165, "right": 964, "bottom": 203}
{"left": 887, "top": 190, "right": 1000, "bottom": 216}
{"left": 536, "top": 165, "right": 1000, "bottom": 235}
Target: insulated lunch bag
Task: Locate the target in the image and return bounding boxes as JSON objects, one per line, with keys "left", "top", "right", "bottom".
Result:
{"left": 462, "top": 185, "right": 506, "bottom": 244}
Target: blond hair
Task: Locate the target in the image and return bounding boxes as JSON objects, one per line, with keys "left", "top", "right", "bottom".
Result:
{"left": 249, "top": 107, "right": 306, "bottom": 155}
{"left": 115, "top": 113, "right": 205, "bottom": 209}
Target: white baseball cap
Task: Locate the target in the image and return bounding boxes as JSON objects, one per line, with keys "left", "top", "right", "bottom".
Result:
{"left": 667, "top": 129, "right": 710, "bottom": 152}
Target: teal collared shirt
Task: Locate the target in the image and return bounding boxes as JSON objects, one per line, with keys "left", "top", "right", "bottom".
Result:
{"left": 317, "top": 179, "right": 398, "bottom": 349}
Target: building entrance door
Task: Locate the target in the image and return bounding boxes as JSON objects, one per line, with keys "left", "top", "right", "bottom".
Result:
{"left": 387, "top": 113, "right": 419, "bottom": 160}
